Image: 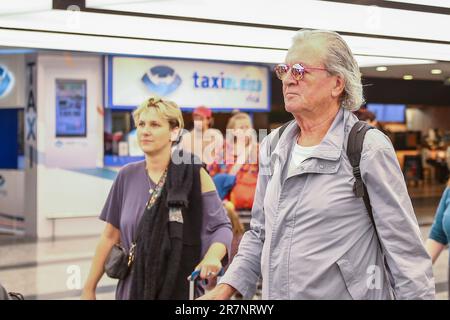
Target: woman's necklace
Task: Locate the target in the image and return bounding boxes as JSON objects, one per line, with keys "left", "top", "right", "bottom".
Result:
{"left": 145, "top": 168, "right": 159, "bottom": 195}
{"left": 145, "top": 167, "right": 168, "bottom": 209}
{"left": 147, "top": 174, "right": 154, "bottom": 195}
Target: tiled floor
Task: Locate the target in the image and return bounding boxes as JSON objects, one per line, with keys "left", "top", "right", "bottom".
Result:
{"left": 0, "top": 183, "right": 448, "bottom": 300}
{"left": 0, "top": 235, "right": 118, "bottom": 300}
{"left": 0, "top": 227, "right": 447, "bottom": 300}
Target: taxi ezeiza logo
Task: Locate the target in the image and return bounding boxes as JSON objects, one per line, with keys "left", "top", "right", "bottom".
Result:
{"left": 141, "top": 65, "right": 182, "bottom": 96}
{"left": 0, "top": 65, "right": 15, "bottom": 98}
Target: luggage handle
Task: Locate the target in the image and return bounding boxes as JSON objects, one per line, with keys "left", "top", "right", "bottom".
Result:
{"left": 187, "top": 268, "right": 225, "bottom": 300}
{"left": 188, "top": 268, "right": 225, "bottom": 281}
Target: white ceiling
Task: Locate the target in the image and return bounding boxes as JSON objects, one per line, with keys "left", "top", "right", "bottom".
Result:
{"left": 0, "top": 0, "right": 449, "bottom": 80}
{"left": 85, "top": 0, "right": 450, "bottom": 42}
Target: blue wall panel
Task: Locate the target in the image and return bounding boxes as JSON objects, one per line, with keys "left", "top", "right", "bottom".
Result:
{"left": 0, "top": 109, "right": 18, "bottom": 169}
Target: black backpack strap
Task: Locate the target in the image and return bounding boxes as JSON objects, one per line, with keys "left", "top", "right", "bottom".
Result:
{"left": 347, "top": 121, "right": 379, "bottom": 237}
{"left": 347, "top": 121, "right": 385, "bottom": 247}
{"left": 347, "top": 121, "right": 374, "bottom": 210}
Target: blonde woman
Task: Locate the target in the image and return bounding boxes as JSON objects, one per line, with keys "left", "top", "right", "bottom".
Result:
{"left": 205, "top": 200, "right": 244, "bottom": 293}
{"left": 208, "top": 112, "right": 259, "bottom": 210}
{"left": 81, "top": 97, "right": 232, "bottom": 300}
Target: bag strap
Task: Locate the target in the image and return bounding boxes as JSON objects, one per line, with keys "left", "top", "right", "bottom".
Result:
{"left": 347, "top": 121, "right": 374, "bottom": 212}
{"left": 347, "top": 121, "right": 380, "bottom": 243}
{"left": 8, "top": 292, "right": 24, "bottom": 300}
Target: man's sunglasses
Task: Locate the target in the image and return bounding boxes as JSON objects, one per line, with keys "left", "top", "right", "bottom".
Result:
{"left": 274, "top": 63, "right": 328, "bottom": 81}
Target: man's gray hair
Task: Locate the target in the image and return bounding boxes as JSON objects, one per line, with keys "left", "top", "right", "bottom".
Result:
{"left": 291, "top": 29, "right": 364, "bottom": 111}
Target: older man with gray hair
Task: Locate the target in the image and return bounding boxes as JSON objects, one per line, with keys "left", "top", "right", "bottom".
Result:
{"left": 200, "top": 29, "right": 435, "bottom": 300}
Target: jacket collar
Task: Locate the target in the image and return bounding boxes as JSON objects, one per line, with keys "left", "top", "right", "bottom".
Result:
{"left": 274, "top": 107, "right": 354, "bottom": 164}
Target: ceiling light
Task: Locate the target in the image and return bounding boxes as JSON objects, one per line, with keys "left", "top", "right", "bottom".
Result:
{"left": 431, "top": 69, "right": 442, "bottom": 74}
{"left": 403, "top": 75, "right": 414, "bottom": 80}
{"left": 356, "top": 56, "right": 435, "bottom": 68}
{"left": 376, "top": 66, "right": 388, "bottom": 72}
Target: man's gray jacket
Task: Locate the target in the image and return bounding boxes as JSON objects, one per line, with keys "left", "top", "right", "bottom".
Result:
{"left": 219, "top": 108, "right": 435, "bottom": 299}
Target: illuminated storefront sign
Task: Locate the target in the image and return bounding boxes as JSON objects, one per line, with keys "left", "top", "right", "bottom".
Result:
{"left": 107, "top": 56, "right": 270, "bottom": 111}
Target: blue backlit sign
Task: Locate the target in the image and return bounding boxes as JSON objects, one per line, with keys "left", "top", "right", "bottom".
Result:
{"left": 141, "top": 65, "right": 182, "bottom": 96}
{"left": 0, "top": 64, "right": 15, "bottom": 98}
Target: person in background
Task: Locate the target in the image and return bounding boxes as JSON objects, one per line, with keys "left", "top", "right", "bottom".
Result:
{"left": 355, "top": 108, "right": 386, "bottom": 134}
{"left": 180, "top": 106, "right": 224, "bottom": 166}
{"left": 81, "top": 97, "right": 232, "bottom": 300}
{"left": 446, "top": 145, "right": 450, "bottom": 171}
{"left": 222, "top": 200, "right": 245, "bottom": 269}
{"left": 208, "top": 112, "right": 259, "bottom": 211}
{"left": 205, "top": 200, "right": 245, "bottom": 296}
{"left": 426, "top": 177, "right": 450, "bottom": 299}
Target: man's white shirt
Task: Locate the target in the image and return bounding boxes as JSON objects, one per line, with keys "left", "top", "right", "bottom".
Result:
{"left": 287, "top": 142, "right": 318, "bottom": 177}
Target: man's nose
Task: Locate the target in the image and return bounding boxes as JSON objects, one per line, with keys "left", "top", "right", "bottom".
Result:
{"left": 282, "top": 71, "right": 298, "bottom": 86}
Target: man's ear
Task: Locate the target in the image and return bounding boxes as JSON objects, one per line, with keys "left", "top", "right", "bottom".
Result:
{"left": 331, "top": 75, "right": 345, "bottom": 99}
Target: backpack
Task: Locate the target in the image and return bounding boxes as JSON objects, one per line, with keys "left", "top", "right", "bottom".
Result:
{"left": 229, "top": 164, "right": 259, "bottom": 210}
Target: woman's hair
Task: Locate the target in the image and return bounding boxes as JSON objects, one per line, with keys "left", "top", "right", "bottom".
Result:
{"left": 226, "top": 112, "right": 253, "bottom": 130}
{"left": 291, "top": 29, "right": 364, "bottom": 111}
{"left": 223, "top": 201, "right": 245, "bottom": 236}
{"left": 133, "top": 96, "right": 184, "bottom": 130}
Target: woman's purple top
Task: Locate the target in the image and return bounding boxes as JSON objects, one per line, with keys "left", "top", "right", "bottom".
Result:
{"left": 100, "top": 160, "right": 233, "bottom": 300}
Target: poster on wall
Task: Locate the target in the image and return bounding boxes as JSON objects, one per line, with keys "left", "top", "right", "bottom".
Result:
{"left": 55, "top": 79, "right": 87, "bottom": 137}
